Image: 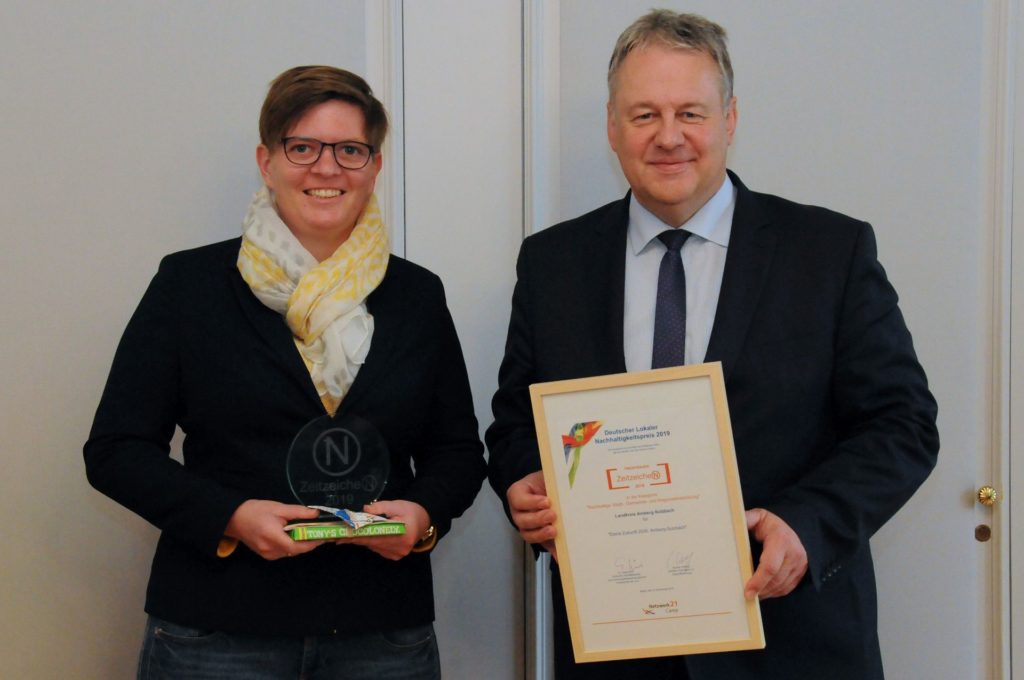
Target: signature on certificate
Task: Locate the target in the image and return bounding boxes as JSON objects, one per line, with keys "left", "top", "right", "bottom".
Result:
{"left": 608, "top": 555, "right": 646, "bottom": 584}
{"left": 667, "top": 550, "right": 695, "bottom": 575}
{"left": 615, "top": 556, "right": 644, "bottom": 573}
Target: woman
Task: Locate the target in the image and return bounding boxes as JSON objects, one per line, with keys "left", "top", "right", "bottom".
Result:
{"left": 84, "top": 65, "right": 486, "bottom": 679}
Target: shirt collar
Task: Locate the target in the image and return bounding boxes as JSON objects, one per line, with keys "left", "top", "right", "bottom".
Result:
{"left": 627, "top": 174, "right": 736, "bottom": 255}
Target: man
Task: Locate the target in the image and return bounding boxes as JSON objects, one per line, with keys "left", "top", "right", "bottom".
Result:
{"left": 486, "top": 10, "right": 938, "bottom": 680}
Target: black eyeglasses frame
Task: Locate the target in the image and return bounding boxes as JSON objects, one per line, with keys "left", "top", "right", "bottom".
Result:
{"left": 280, "top": 137, "right": 377, "bottom": 170}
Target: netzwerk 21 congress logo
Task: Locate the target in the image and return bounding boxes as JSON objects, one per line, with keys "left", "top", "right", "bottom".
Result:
{"left": 562, "top": 421, "right": 602, "bottom": 488}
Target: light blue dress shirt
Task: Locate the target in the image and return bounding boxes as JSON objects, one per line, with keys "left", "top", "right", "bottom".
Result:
{"left": 623, "top": 176, "right": 736, "bottom": 370}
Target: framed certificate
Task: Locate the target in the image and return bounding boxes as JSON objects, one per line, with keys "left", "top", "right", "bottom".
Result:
{"left": 530, "top": 362, "right": 764, "bottom": 662}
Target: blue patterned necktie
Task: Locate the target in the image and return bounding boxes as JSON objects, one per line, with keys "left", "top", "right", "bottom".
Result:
{"left": 651, "top": 229, "right": 691, "bottom": 368}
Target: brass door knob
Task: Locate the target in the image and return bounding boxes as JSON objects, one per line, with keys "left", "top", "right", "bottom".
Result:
{"left": 977, "top": 486, "right": 1000, "bottom": 507}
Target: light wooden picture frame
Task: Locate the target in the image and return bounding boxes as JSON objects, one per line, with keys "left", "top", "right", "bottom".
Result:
{"left": 529, "top": 362, "right": 764, "bottom": 662}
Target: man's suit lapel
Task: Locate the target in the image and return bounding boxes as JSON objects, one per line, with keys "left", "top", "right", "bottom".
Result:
{"left": 705, "top": 172, "right": 777, "bottom": 379}
{"left": 588, "top": 195, "right": 630, "bottom": 375}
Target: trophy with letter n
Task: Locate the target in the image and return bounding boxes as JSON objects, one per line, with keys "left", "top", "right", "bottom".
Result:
{"left": 283, "top": 413, "right": 405, "bottom": 541}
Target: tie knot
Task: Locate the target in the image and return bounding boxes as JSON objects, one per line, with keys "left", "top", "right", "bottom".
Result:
{"left": 657, "top": 229, "right": 690, "bottom": 253}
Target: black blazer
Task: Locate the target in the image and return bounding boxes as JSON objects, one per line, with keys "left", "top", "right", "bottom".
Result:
{"left": 486, "top": 172, "right": 938, "bottom": 679}
{"left": 85, "top": 237, "right": 485, "bottom": 636}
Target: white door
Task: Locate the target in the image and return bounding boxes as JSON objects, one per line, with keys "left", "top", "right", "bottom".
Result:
{"left": 525, "top": 1, "right": 1012, "bottom": 678}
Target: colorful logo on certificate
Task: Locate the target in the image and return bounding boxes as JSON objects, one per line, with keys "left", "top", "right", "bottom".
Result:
{"left": 562, "top": 421, "right": 602, "bottom": 488}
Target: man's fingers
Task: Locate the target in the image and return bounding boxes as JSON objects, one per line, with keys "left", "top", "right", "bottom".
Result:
{"left": 745, "top": 542, "right": 783, "bottom": 598}
{"left": 508, "top": 472, "right": 557, "bottom": 546}
{"left": 744, "top": 566, "right": 771, "bottom": 599}
{"left": 520, "top": 524, "right": 556, "bottom": 544}
{"left": 509, "top": 497, "right": 550, "bottom": 514}
{"left": 748, "top": 546, "right": 807, "bottom": 599}
{"left": 507, "top": 471, "right": 550, "bottom": 511}
{"left": 743, "top": 507, "right": 808, "bottom": 599}
{"left": 511, "top": 507, "right": 556, "bottom": 530}
{"left": 756, "top": 564, "right": 794, "bottom": 599}
{"left": 507, "top": 486, "right": 551, "bottom": 512}
{"left": 745, "top": 508, "right": 764, "bottom": 532}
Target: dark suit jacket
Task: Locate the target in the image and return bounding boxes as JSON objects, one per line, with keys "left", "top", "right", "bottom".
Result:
{"left": 85, "top": 237, "right": 485, "bottom": 637}
{"left": 486, "top": 172, "right": 938, "bottom": 679}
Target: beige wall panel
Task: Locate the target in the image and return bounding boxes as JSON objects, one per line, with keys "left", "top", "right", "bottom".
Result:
{"left": 402, "top": 1, "right": 524, "bottom": 678}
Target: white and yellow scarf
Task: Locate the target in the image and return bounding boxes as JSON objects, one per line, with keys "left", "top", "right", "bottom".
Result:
{"left": 237, "top": 187, "right": 389, "bottom": 415}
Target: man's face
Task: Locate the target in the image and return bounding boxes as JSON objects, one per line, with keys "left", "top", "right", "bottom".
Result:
{"left": 607, "top": 46, "right": 737, "bottom": 227}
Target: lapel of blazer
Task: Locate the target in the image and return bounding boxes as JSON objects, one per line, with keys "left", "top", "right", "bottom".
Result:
{"left": 588, "top": 194, "right": 630, "bottom": 375}
{"left": 226, "top": 253, "right": 324, "bottom": 408}
{"left": 704, "top": 171, "right": 777, "bottom": 381}
{"left": 228, "top": 244, "right": 405, "bottom": 418}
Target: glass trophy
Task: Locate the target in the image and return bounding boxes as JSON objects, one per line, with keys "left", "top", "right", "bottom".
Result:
{"left": 285, "top": 413, "right": 390, "bottom": 519}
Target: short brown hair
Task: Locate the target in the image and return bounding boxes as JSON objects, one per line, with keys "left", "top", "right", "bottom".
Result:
{"left": 259, "top": 65, "right": 389, "bottom": 151}
{"left": 608, "top": 10, "right": 733, "bottom": 106}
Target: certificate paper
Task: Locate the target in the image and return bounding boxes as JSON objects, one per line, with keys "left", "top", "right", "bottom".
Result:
{"left": 530, "top": 363, "right": 764, "bottom": 662}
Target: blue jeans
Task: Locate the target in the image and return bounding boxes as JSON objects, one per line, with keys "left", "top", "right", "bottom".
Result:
{"left": 137, "top": 615, "right": 441, "bottom": 680}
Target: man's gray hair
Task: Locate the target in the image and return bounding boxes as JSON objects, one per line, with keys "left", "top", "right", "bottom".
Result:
{"left": 608, "top": 10, "right": 733, "bottom": 106}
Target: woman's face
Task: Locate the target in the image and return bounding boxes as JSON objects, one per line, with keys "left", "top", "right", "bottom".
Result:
{"left": 257, "top": 100, "right": 382, "bottom": 259}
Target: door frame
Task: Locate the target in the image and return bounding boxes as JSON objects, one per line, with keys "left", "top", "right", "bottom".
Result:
{"left": 1004, "top": 0, "right": 1022, "bottom": 675}
{"left": 984, "top": 0, "right": 1016, "bottom": 676}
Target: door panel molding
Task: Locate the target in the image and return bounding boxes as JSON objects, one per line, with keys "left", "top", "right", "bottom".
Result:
{"left": 523, "top": 1, "right": 560, "bottom": 676}
{"left": 981, "top": 1, "right": 1014, "bottom": 677}
{"left": 1004, "top": 0, "right": 1023, "bottom": 675}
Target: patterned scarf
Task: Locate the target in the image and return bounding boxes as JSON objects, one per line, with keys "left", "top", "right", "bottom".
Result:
{"left": 237, "top": 187, "right": 389, "bottom": 414}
